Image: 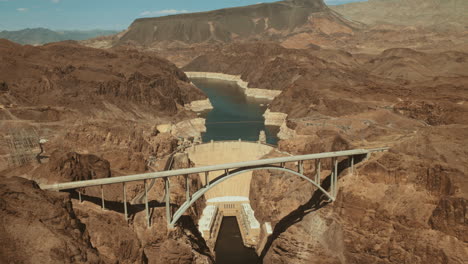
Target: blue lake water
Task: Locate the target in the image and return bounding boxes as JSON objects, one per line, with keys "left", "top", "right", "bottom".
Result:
{"left": 191, "top": 78, "right": 279, "bottom": 145}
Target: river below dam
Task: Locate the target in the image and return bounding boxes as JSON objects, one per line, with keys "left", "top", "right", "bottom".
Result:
{"left": 214, "top": 217, "right": 259, "bottom": 264}
{"left": 191, "top": 78, "right": 279, "bottom": 145}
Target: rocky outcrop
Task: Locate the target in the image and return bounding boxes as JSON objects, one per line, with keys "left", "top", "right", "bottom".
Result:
{"left": 37, "top": 151, "right": 111, "bottom": 184}
{"left": 171, "top": 118, "right": 207, "bottom": 139}
{"left": 263, "top": 109, "right": 288, "bottom": 126}
{"left": 0, "top": 176, "right": 100, "bottom": 263}
{"left": 185, "top": 98, "right": 213, "bottom": 112}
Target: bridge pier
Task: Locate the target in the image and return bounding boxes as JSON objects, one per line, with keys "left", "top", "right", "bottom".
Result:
{"left": 334, "top": 157, "right": 338, "bottom": 197}
{"left": 298, "top": 160, "right": 303, "bottom": 174}
{"left": 330, "top": 161, "right": 335, "bottom": 198}
{"left": 144, "top": 180, "right": 150, "bottom": 227}
{"left": 205, "top": 171, "right": 210, "bottom": 187}
{"left": 315, "top": 159, "right": 321, "bottom": 185}
{"left": 78, "top": 190, "right": 82, "bottom": 203}
{"left": 123, "top": 182, "right": 128, "bottom": 222}
{"left": 185, "top": 175, "right": 190, "bottom": 201}
{"left": 101, "top": 185, "right": 105, "bottom": 210}
{"left": 165, "top": 178, "right": 172, "bottom": 227}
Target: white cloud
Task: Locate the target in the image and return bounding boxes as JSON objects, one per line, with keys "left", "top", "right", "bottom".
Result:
{"left": 139, "top": 9, "right": 190, "bottom": 16}
{"left": 17, "top": 7, "right": 28, "bottom": 12}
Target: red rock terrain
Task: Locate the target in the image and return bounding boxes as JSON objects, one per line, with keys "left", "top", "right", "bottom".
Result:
{"left": 1, "top": 0, "right": 467, "bottom": 262}
{"left": 0, "top": 176, "right": 100, "bottom": 263}
{"left": 0, "top": 39, "right": 206, "bottom": 173}
{"left": 0, "top": 39, "right": 214, "bottom": 263}
{"left": 184, "top": 40, "right": 468, "bottom": 262}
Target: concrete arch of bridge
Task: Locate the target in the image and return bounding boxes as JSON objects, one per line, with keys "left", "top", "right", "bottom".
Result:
{"left": 170, "top": 166, "right": 334, "bottom": 227}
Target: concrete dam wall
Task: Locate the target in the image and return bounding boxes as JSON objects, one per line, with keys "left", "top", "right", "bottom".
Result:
{"left": 186, "top": 140, "right": 275, "bottom": 247}
{"left": 186, "top": 140, "right": 274, "bottom": 200}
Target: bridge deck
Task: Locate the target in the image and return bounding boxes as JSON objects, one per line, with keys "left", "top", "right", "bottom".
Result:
{"left": 40, "top": 147, "right": 388, "bottom": 191}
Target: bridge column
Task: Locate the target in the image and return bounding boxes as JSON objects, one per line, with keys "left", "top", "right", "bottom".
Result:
{"left": 101, "top": 185, "right": 105, "bottom": 210}
{"left": 165, "top": 178, "right": 172, "bottom": 227}
{"left": 144, "top": 180, "right": 150, "bottom": 227}
{"left": 334, "top": 157, "right": 338, "bottom": 198}
{"left": 315, "top": 159, "right": 321, "bottom": 185}
{"left": 205, "top": 171, "right": 210, "bottom": 187}
{"left": 185, "top": 175, "right": 190, "bottom": 201}
{"left": 123, "top": 182, "right": 128, "bottom": 222}
{"left": 298, "top": 160, "right": 303, "bottom": 175}
{"left": 330, "top": 158, "right": 335, "bottom": 198}
{"left": 351, "top": 155, "right": 354, "bottom": 175}
{"left": 78, "top": 190, "right": 82, "bottom": 203}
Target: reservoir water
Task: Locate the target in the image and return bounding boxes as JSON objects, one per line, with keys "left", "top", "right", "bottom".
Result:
{"left": 191, "top": 78, "right": 278, "bottom": 145}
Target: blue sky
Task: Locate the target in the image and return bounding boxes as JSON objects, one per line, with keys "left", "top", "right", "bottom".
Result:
{"left": 0, "top": 0, "right": 367, "bottom": 31}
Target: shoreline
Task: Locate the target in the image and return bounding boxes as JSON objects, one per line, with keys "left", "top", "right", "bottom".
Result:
{"left": 185, "top": 72, "right": 282, "bottom": 100}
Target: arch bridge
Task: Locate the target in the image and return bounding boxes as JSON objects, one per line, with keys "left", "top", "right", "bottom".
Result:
{"left": 40, "top": 147, "right": 388, "bottom": 228}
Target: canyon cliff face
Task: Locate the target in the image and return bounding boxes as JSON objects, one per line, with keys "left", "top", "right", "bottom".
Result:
{"left": 1, "top": 152, "right": 212, "bottom": 263}
{"left": 0, "top": 176, "right": 100, "bottom": 263}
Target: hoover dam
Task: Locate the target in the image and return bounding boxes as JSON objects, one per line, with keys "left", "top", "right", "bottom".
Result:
{"left": 189, "top": 77, "right": 279, "bottom": 262}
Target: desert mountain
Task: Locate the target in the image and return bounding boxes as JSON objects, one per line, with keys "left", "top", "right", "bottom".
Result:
{"left": 0, "top": 28, "right": 119, "bottom": 45}
{"left": 331, "top": 0, "right": 468, "bottom": 31}
{"left": 83, "top": 0, "right": 467, "bottom": 66}
{"left": 0, "top": 39, "right": 207, "bottom": 174}
{"left": 118, "top": 0, "right": 355, "bottom": 46}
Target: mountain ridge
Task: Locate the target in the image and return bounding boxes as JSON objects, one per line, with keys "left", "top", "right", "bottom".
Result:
{"left": 118, "top": 0, "right": 355, "bottom": 45}
{"left": 0, "top": 27, "right": 119, "bottom": 45}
